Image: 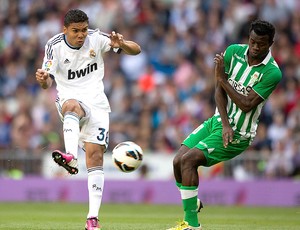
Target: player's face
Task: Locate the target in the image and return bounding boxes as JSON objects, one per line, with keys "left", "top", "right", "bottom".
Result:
{"left": 63, "top": 22, "right": 88, "bottom": 47}
{"left": 248, "top": 30, "right": 273, "bottom": 61}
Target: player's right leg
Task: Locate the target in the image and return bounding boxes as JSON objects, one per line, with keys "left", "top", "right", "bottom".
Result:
{"left": 166, "top": 221, "right": 202, "bottom": 230}
{"left": 169, "top": 119, "right": 212, "bottom": 230}
{"left": 171, "top": 181, "right": 204, "bottom": 229}
{"left": 179, "top": 148, "right": 206, "bottom": 229}
{"left": 52, "top": 150, "right": 78, "bottom": 174}
{"left": 53, "top": 98, "right": 87, "bottom": 174}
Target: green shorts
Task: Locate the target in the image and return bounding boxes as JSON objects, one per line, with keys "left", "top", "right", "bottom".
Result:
{"left": 183, "top": 116, "right": 251, "bottom": 167}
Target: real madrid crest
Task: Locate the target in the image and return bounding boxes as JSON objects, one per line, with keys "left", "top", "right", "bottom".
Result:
{"left": 89, "top": 49, "right": 96, "bottom": 58}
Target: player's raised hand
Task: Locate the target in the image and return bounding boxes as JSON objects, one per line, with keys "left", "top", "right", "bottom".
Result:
{"left": 109, "top": 31, "right": 124, "bottom": 48}
{"left": 36, "top": 69, "right": 49, "bottom": 82}
{"left": 36, "top": 69, "right": 51, "bottom": 89}
{"left": 214, "top": 53, "right": 226, "bottom": 83}
{"left": 109, "top": 31, "right": 141, "bottom": 55}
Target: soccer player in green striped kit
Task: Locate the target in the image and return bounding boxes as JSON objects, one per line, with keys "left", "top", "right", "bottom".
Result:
{"left": 167, "top": 20, "right": 282, "bottom": 230}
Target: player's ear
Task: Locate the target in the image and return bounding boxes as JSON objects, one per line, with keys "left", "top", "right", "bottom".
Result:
{"left": 63, "top": 26, "right": 67, "bottom": 34}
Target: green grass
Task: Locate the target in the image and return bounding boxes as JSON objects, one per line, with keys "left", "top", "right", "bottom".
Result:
{"left": 0, "top": 202, "right": 299, "bottom": 229}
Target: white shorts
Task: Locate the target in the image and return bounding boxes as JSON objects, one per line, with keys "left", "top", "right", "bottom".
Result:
{"left": 55, "top": 97, "right": 110, "bottom": 149}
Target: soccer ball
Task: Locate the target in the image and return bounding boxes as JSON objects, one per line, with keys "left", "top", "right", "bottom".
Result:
{"left": 112, "top": 141, "right": 143, "bottom": 173}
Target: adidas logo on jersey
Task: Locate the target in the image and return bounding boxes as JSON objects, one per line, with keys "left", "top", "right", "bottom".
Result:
{"left": 64, "top": 59, "right": 70, "bottom": 64}
{"left": 68, "top": 63, "right": 98, "bottom": 79}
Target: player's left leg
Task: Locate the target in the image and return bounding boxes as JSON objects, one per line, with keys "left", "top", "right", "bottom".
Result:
{"left": 81, "top": 108, "right": 109, "bottom": 230}
{"left": 84, "top": 142, "right": 105, "bottom": 230}
{"left": 85, "top": 217, "right": 101, "bottom": 230}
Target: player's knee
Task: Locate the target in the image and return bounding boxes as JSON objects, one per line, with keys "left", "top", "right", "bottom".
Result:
{"left": 90, "top": 150, "right": 102, "bottom": 161}
{"left": 62, "top": 99, "right": 83, "bottom": 115}
{"left": 181, "top": 149, "right": 206, "bottom": 168}
{"left": 173, "top": 145, "right": 190, "bottom": 169}
{"left": 173, "top": 154, "right": 181, "bottom": 169}
{"left": 86, "top": 150, "right": 104, "bottom": 167}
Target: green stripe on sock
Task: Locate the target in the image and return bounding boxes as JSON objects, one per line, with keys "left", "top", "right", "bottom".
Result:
{"left": 181, "top": 185, "right": 198, "bottom": 191}
{"left": 176, "top": 182, "right": 182, "bottom": 189}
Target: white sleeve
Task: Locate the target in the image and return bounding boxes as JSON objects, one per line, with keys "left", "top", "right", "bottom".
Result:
{"left": 41, "top": 42, "right": 58, "bottom": 76}
{"left": 96, "top": 29, "right": 120, "bottom": 53}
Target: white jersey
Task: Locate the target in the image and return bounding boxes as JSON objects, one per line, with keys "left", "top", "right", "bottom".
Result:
{"left": 42, "top": 29, "right": 119, "bottom": 112}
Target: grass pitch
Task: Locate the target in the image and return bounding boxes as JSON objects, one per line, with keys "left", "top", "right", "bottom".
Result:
{"left": 0, "top": 202, "right": 299, "bottom": 230}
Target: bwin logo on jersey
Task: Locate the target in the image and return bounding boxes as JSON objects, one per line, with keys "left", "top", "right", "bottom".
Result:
{"left": 68, "top": 63, "right": 98, "bottom": 80}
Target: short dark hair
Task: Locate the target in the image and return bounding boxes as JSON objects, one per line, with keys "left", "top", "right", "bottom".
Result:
{"left": 64, "top": 9, "right": 89, "bottom": 26}
{"left": 249, "top": 19, "right": 275, "bottom": 44}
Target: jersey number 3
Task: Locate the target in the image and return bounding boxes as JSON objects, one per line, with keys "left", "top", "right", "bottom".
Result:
{"left": 97, "top": 128, "right": 109, "bottom": 144}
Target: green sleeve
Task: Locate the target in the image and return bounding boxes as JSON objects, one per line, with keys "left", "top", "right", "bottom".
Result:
{"left": 223, "top": 45, "right": 235, "bottom": 74}
{"left": 252, "top": 67, "right": 282, "bottom": 100}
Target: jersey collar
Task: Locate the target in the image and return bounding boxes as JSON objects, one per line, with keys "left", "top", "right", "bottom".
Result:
{"left": 63, "top": 35, "right": 81, "bottom": 50}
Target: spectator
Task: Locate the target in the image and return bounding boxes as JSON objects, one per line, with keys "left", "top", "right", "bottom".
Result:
{"left": 265, "top": 139, "right": 294, "bottom": 178}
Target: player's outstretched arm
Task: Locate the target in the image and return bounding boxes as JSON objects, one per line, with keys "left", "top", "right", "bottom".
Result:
{"left": 36, "top": 69, "right": 53, "bottom": 89}
{"left": 109, "top": 31, "right": 141, "bottom": 55}
{"left": 214, "top": 53, "right": 233, "bottom": 148}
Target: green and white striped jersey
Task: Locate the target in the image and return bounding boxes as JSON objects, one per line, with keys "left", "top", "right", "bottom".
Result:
{"left": 215, "top": 44, "right": 282, "bottom": 139}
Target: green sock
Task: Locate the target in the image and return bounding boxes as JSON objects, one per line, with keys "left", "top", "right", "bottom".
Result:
{"left": 181, "top": 186, "right": 199, "bottom": 228}
{"left": 176, "top": 182, "right": 182, "bottom": 189}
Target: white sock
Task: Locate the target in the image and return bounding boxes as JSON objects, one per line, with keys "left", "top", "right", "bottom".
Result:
{"left": 180, "top": 188, "right": 198, "bottom": 199}
{"left": 63, "top": 112, "right": 80, "bottom": 159}
{"left": 87, "top": 167, "right": 104, "bottom": 218}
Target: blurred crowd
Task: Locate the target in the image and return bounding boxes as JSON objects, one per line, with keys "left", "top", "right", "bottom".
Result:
{"left": 0, "top": 0, "right": 300, "bottom": 179}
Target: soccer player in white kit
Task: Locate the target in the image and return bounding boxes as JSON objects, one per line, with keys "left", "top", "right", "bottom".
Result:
{"left": 35, "top": 9, "right": 141, "bottom": 230}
